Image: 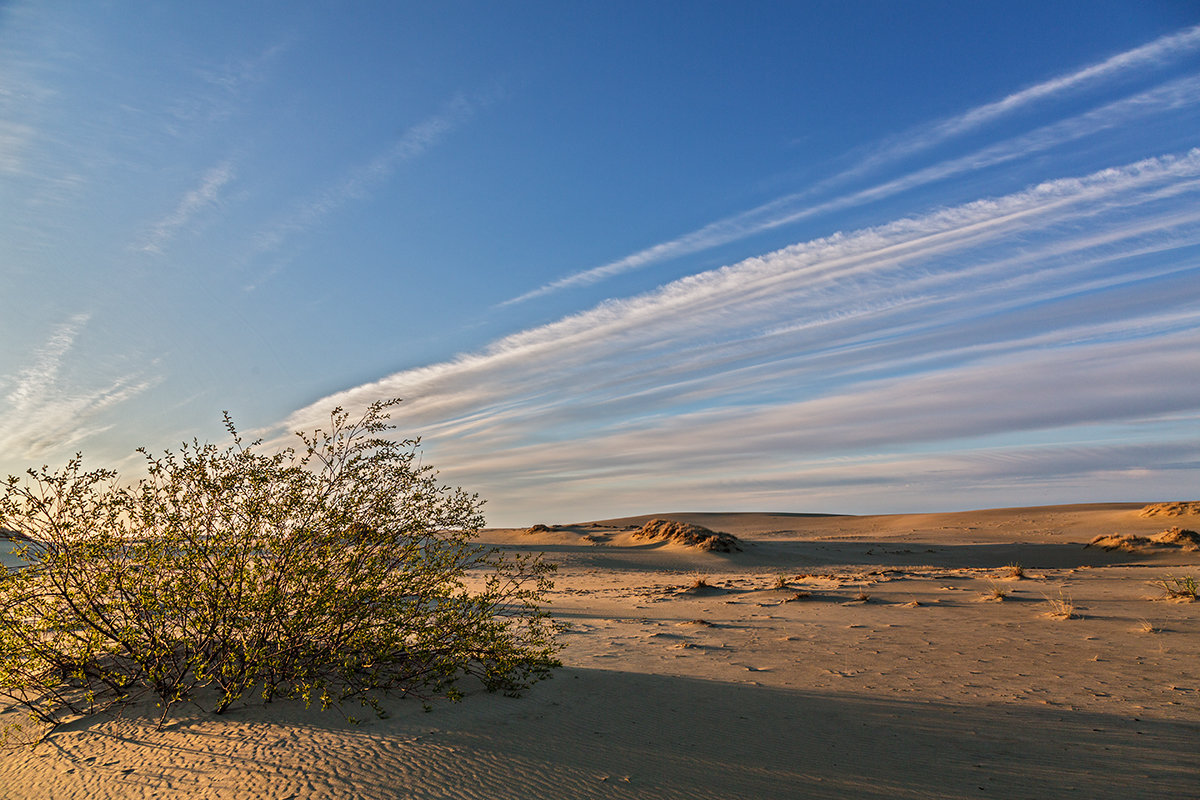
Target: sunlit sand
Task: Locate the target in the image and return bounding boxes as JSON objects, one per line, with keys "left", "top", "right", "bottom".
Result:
{"left": 2, "top": 502, "right": 1198, "bottom": 798}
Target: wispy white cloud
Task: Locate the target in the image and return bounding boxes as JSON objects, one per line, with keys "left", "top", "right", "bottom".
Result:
{"left": 532, "top": 435, "right": 1200, "bottom": 518}
{"left": 0, "top": 3, "right": 57, "bottom": 178}
{"left": 273, "top": 150, "right": 1200, "bottom": 522}
{"left": 292, "top": 149, "right": 1200, "bottom": 426}
{"left": 1, "top": 313, "right": 89, "bottom": 412}
{"left": 0, "top": 119, "right": 35, "bottom": 174}
{"left": 136, "top": 160, "right": 236, "bottom": 254}
{"left": 842, "top": 23, "right": 1200, "bottom": 178}
{"left": 243, "top": 94, "right": 479, "bottom": 288}
{"left": 0, "top": 315, "right": 160, "bottom": 463}
{"left": 165, "top": 36, "right": 294, "bottom": 134}
{"left": 414, "top": 328, "right": 1200, "bottom": 499}
{"left": 503, "top": 25, "right": 1200, "bottom": 305}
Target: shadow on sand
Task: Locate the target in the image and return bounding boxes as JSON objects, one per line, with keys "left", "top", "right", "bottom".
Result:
{"left": 32, "top": 666, "right": 1200, "bottom": 800}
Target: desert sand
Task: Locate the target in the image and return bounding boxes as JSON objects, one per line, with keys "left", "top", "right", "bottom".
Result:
{"left": 2, "top": 502, "right": 1198, "bottom": 799}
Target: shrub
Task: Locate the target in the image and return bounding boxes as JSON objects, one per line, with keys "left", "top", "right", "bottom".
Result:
{"left": 0, "top": 400, "right": 560, "bottom": 744}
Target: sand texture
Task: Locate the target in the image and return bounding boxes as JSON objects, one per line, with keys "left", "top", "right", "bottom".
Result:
{"left": 2, "top": 502, "right": 1199, "bottom": 798}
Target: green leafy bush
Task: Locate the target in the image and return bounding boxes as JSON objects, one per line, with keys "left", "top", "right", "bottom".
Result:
{"left": 0, "top": 400, "right": 560, "bottom": 743}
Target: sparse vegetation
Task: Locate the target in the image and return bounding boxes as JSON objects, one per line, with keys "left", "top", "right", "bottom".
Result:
{"left": 773, "top": 574, "right": 789, "bottom": 590}
{"left": 1152, "top": 574, "right": 1199, "bottom": 601}
{"left": 1045, "top": 590, "right": 1077, "bottom": 619}
{"left": 1003, "top": 562, "right": 1025, "bottom": 579}
{"left": 853, "top": 590, "right": 871, "bottom": 602}
{"left": 633, "top": 520, "right": 743, "bottom": 552}
{"left": 984, "top": 580, "right": 1009, "bottom": 600}
{"left": 0, "top": 400, "right": 561, "bottom": 745}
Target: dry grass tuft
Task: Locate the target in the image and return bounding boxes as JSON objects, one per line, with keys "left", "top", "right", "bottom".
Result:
{"left": 1151, "top": 574, "right": 1198, "bottom": 601}
{"left": 1045, "top": 590, "right": 1077, "bottom": 619}
{"left": 983, "top": 579, "right": 1009, "bottom": 601}
{"left": 1003, "top": 562, "right": 1026, "bottom": 579}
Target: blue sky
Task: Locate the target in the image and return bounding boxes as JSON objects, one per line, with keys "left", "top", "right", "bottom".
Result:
{"left": 2, "top": 1, "right": 1199, "bottom": 525}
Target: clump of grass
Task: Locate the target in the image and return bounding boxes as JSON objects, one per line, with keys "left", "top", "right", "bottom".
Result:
{"left": 1045, "top": 589, "right": 1077, "bottom": 619}
{"left": 773, "top": 574, "right": 789, "bottom": 590}
{"left": 1137, "top": 619, "right": 1160, "bottom": 634}
{"left": 1003, "top": 562, "right": 1026, "bottom": 579}
{"left": 853, "top": 590, "right": 871, "bottom": 603}
{"left": 984, "top": 579, "right": 1009, "bottom": 601}
{"left": 1152, "top": 574, "right": 1198, "bottom": 601}
{"left": 784, "top": 590, "right": 812, "bottom": 602}
{"left": 690, "top": 577, "right": 712, "bottom": 590}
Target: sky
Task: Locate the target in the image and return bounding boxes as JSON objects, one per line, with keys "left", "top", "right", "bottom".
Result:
{"left": 2, "top": 1, "right": 1199, "bottom": 526}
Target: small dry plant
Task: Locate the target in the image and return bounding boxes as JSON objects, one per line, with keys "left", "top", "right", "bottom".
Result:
{"left": 773, "top": 574, "right": 789, "bottom": 590}
{"left": 1137, "top": 619, "right": 1160, "bottom": 634}
{"left": 1045, "top": 589, "right": 1077, "bottom": 619}
{"left": 1152, "top": 574, "right": 1198, "bottom": 601}
{"left": 1003, "top": 562, "right": 1025, "bottom": 579}
{"left": 984, "top": 579, "right": 1009, "bottom": 601}
{"left": 853, "top": 589, "right": 871, "bottom": 602}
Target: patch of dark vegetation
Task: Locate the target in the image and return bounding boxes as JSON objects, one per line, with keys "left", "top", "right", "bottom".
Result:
{"left": 633, "top": 519, "right": 743, "bottom": 552}
{"left": 1138, "top": 502, "right": 1200, "bottom": 517}
{"left": 1087, "top": 527, "right": 1200, "bottom": 552}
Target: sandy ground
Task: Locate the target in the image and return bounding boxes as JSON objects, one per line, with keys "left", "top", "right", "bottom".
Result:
{"left": 2, "top": 503, "right": 1198, "bottom": 799}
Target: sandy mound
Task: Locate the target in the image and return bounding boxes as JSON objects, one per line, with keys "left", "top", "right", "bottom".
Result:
{"left": 1138, "top": 502, "right": 1200, "bottom": 517}
{"left": 677, "top": 580, "right": 728, "bottom": 596}
{"left": 633, "top": 518, "right": 743, "bottom": 552}
{"left": 1087, "top": 527, "right": 1200, "bottom": 552}
{"left": 526, "top": 523, "right": 553, "bottom": 534}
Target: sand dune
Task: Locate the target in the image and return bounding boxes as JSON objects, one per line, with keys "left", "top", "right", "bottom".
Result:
{"left": 2, "top": 502, "right": 1198, "bottom": 798}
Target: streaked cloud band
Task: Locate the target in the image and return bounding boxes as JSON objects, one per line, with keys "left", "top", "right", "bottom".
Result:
{"left": 277, "top": 149, "right": 1200, "bottom": 522}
